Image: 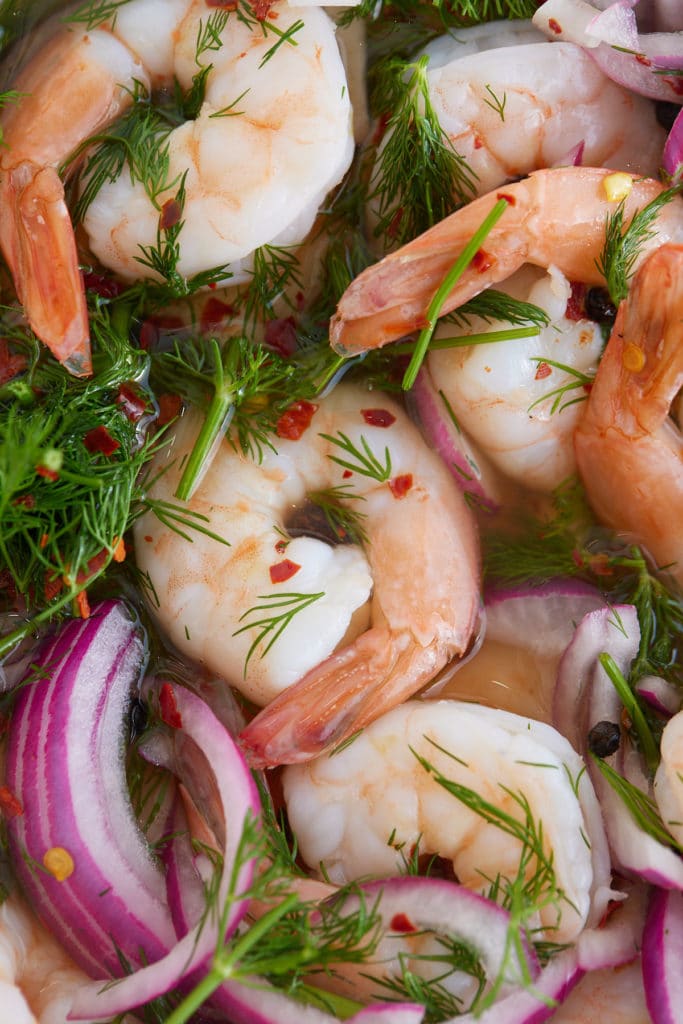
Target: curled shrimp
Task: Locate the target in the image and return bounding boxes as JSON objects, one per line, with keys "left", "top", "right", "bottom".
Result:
{"left": 574, "top": 244, "right": 683, "bottom": 585}
{"left": 282, "top": 699, "right": 614, "bottom": 944}
{"left": 330, "top": 166, "right": 683, "bottom": 357}
{"left": 399, "top": 22, "right": 665, "bottom": 194}
{"left": 134, "top": 383, "right": 479, "bottom": 767}
{"left": 0, "top": 1, "right": 353, "bottom": 373}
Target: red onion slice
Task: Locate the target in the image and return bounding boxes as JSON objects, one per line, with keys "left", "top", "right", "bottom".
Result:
{"left": 5, "top": 601, "right": 175, "bottom": 978}
{"left": 635, "top": 674, "right": 682, "bottom": 716}
{"left": 68, "top": 682, "right": 260, "bottom": 1021}
{"left": 642, "top": 887, "right": 683, "bottom": 1023}
{"left": 662, "top": 106, "right": 683, "bottom": 182}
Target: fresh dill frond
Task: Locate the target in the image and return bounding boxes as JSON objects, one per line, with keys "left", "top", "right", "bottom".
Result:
{"left": 527, "top": 358, "right": 593, "bottom": 416}
{"left": 447, "top": 289, "right": 549, "bottom": 330}
{"left": 63, "top": 0, "right": 132, "bottom": 30}
{"left": 242, "top": 244, "right": 305, "bottom": 333}
{"left": 307, "top": 485, "right": 368, "bottom": 546}
{"left": 591, "top": 754, "right": 683, "bottom": 852}
{"left": 369, "top": 54, "right": 477, "bottom": 248}
{"left": 341, "top": 0, "right": 538, "bottom": 29}
{"left": 321, "top": 431, "right": 392, "bottom": 483}
{"left": 234, "top": 590, "right": 326, "bottom": 674}
{"left": 195, "top": 9, "right": 229, "bottom": 63}
{"left": 597, "top": 187, "right": 680, "bottom": 306}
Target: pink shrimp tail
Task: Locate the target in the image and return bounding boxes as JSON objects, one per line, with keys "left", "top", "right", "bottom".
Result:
{"left": 239, "top": 625, "right": 471, "bottom": 768}
{"left": 0, "top": 161, "right": 91, "bottom": 376}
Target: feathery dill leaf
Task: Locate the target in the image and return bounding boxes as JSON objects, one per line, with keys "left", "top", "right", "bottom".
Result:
{"left": 591, "top": 755, "right": 683, "bottom": 852}
{"left": 446, "top": 289, "right": 549, "bottom": 329}
{"left": 341, "top": 0, "right": 539, "bottom": 29}
{"left": 370, "top": 53, "right": 477, "bottom": 248}
{"left": 63, "top": 0, "right": 132, "bottom": 29}
{"left": 597, "top": 187, "right": 680, "bottom": 306}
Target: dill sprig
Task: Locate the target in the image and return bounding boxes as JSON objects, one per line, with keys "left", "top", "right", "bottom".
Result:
{"left": 341, "top": 0, "right": 538, "bottom": 29}
{"left": 63, "top": 0, "right": 131, "bottom": 29}
{"left": 321, "top": 431, "right": 392, "bottom": 483}
{"left": 233, "top": 591, "right": 325, "bottom": 675}
{"left": 446, "top": 289, "right": 550, "bottom": 330}
{"left": 370, "top": 54, "right": 477, "bottom": 249}
{"left": 308, "top": 485, "right": 368, "bottom": 546}
{"left": 599, "top": 651, "right": 659, "bottom": 773}
{"left": 150, "top": 335, "right": 318, "bottom": 499}
{"left": 591, "top": 754, "right": 683, "bottom": 853}
{"left": 242, "top": 244, "right": 305, "bottom": 333}
{"left": 596, "top": 187, "right": 680, "bottom": 306}
{"left": 527, "top": 358, "right": 593, "bottom": 416}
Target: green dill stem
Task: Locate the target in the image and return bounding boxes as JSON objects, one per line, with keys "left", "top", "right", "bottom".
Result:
{"left": 598, "top": 652, "right": 659, "bottom": 773}
{"left": 163, "top": 894, "right": 301, "bottom": 1024}
{"left": 401, "top": 197, "right": 509, "bottom": 390}
{"left": 174, "top": 339, "right": 235, "bottom": 502}
{"left": 393, "top": 325, "right": 537, "bottom": 354}
{"left": 0, "top": 573, "right": 104, "bottom": 659}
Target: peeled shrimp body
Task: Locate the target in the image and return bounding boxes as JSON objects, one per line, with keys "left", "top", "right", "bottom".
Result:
{"left": 330, "top": 166, "right": 683, "bottom": 356}
{"left": 410, "top": 21, "right": 665, "bottom": 195}
{"left": 574, "top": 243, "right": 683, "bottom": 584}
{"left": 428, "top": 265, "right": 603, "bottom": 491}
{"left": 282, "top": 699, "right": 613, "bottom": 943}
{"left": 0, "top": 1, "right": 353, "bottom": 372}
{"left": 134, "top": 383, "right": 480, "bottom": 766}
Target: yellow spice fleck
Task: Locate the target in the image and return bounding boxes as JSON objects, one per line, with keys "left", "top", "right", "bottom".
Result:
{"left": 622, "top": 342, "right": 646, "bottom": 373}
{"left": 603, "top": 172, "right": 633, "bottom": 203}
{"left": 43, "top": 846, "right": 75, "bottom": 882}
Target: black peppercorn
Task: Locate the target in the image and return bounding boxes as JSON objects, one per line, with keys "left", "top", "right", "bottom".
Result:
{"left": 588, "top": 720, "right": 621, "bottom": 758}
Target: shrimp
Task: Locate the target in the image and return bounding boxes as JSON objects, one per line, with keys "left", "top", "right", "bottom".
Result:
{"left": 282, "top": 699, "right": 614, "bottom": 944}
{"left": 404, "top": 22, "right": 665, "bottom": 195}
{"left": 134, "top": 383, "right": 480, "bottom": 767}
{"left": 330, "top": 166, "right": 683, "bottom": 357}
{"left": 574, "top": 244, "right": 683, "bottom": 585}
{"left": 427, "top": 264, "right": 604, "bottom": 492}
{"left": 0, "top": 1, "right": 354, "bottom": 373}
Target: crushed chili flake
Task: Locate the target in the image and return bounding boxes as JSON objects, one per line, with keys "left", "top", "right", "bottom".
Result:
{"left": 361, "top": 408, "right": 396, "bottom": 428}
{"left": 200, "top": 296, "right": 235, "bottom": 334}
{"left": 565, "top": 281, "right": 586, "bottom": 321}
{"left": 667, "top": 76, "right": 683, "bottom": 97}
{"left": 390, "top": 913, "right": 417, "bottom": 933}
{"left": 389, "top": 473, "right": 413, "bottom": 499}
{"left": 0, "top": 786, "right": 23, "bottom": 817}
{"left": 157, "top": 392, "right": 183, "bottom": 426}
{"left": 264, "top": 316, "right": 298, "bottom": 357}
{"left": 635, "top": 53, "right": 652, "bottom": 67}
{"left": 43, "top": 846, "right": 75, "bottom": 882}
{"left": 144, "top": 535, "right": 153, "bottom": 543}
{"left": 160, "top": 682, "right": 183, "bottom": 729}
{"left": 534, "top": 361, "right": 552, "bottom": 380}
{"left": 342, "top": 469, "right": 353, "bottom": 479}
{"left": 116, "top": 383, "right": 147, "bottom": 422}
{"left": 83, "top": 271, "right": 125, "bottom": 299}
{"left": 139, "top": 315, "right": 184, "bottom": 350}
{"left": 206, "top": 0, "right": 238, "bottom": 7}
{"left": 40, "top": 533, "right": 49, "bottom": 549}
{"left": 275, "top": 539, "right": 288, "bottom": 554}
{"left": 251, "top": 0, "right": 276, "bottom": 19}
{"left": 472, "top": 248, "right": 493, "bottom": 273}
{"left": 35, "top": 465, "right": 59, "bottom": 482}
{"left": 113, "top": 537, "right": 127, "bottom": 563}
{"left": 44, "top": 574, "right": 63, "bottom": 601}
{"left": 76, "top": 591, "right": 91, "bottom": 619}
{"left": 0, "top": 338, "right": 26, "bottom": 385}
{"left": 276, "top": 400, "right": 318, "bottom": 440}
{"left": 84, "top": 425, "right": 120, "bottom": 456}
{"left": 473, "top": 134, "right": 483, "bottom": 150}
{"left": 548, "top": 17, "right": 562, "bottom": 33}
{"left": 496, "top": 192, "right": 515, "bottom": 206}
{"left": 269, "top": 559, "right": 301, "bottom": 584}
{"left": 160, "top": 198, "right": 182, "bottom": 230}
{"left": 13, "top": 493, "right": 35, "bottom": 509}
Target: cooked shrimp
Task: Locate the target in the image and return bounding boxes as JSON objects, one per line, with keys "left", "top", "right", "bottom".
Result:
{"left": 330, "top": 166, "right": 683, "bottom": 356}
{"left": 282, "top": 699, "right": 613, "bottom": 943}
{"left": 574, "top": 244, "right": 683, "bottom": 584}
{"left": 134, "top": 383, "right": 479, "bottom": 766}
{"left": 427, "top": 265, "right": 604, "bottom": 491}
{"left": 0, "top": 2, "right": 354, "bottom": 372}
{"left": 409, "top": 23, "right": 665, "bottom": 194}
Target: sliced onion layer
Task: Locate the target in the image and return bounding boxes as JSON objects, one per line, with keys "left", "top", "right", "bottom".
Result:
{"left": 642, "top": 887, "right": 683, "bottom": 1023}
{"left": 5, "top": 600, "right": 175, "bottom": 978}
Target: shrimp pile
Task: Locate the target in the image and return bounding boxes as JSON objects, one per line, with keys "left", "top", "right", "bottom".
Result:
{"left": 0, "top": 3, "right": 683, "bottom": 1024}
{"left": 0, "top": 0, "right": 353, "bottom": 372}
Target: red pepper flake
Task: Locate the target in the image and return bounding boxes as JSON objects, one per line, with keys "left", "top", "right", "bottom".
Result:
{"left": 12, "top": 493, "right": 35, "bottom": 509}
{"left": 157, "top": 392, "right": 183, "bottom": 426}
{"left": 116, "top": 383, "right": 147, "bottom": 422}
{"left": 496, "top": 192, "right": 516, "bottom": 206}
{"left": 160, "top": 198, "right": 182, "bottom": 231}
{"left": 534, "top": 362, "right": 552, "bottom": 381}
{"left": 390, "top": 913, "right": 417, "bottom": 934}
{"left": 139, "top": 315, "right": 184, "bottom": 351}
{"left": 472, "top": 249, "right": 494, "bottom": 273}
{"left": 387, "top": 206, "right": 405, "bottom": 240}
{"left": 269, "top": 559, "right": 301, "bottom": 584}
{"left": 361, "top": 408, "right": 396, "bottom": 428}
{"left": 112, "top": 537, "right": 127, "bottom": 563}
{"left": 0, "top": 338, "right": 26, "bottom": 385}
{"left": 251, "top": 0, "right": 275, "bottom": 19}
{"left": 82, "top": 271, "right": 125, "bottom": 299}
{"left": 84, "top": 425, "right": 120, "bottom": 457}
{"left": 275, "top": 539, "right": 288, "bottom": 555}
{"left": 635, "top": 52, "right": 652, "bottom": 67}
{"left": 473, "top": 134, "right": 483, "bottom": 150}
{"left": 667, "top": 76, "right": 683, "bottom": 97}
{"left": 264, "top": 316, "right": 298, "bottom": 357}
{"left": 548, "top": 17, "right": 562, "bottom": 34}
{"left": 276, "top": 400, "right": 318, "bottom": 440}
{"left": 565, "top": 281, "right": 586, "bottom": 321}
{"left": 206, "top": 0, "right": 238, "bottom": 7}
{"left": 389, "top": 473, "right": 413, "bottom": 499}
{"left": 159, "top": 682, "right": 183, "bottom": 729}
{"left": 35, "top": 465, "right": 59, "bottom": 482}
{"left": 342, "top": 469, "right": 353, "bottom": 479}
{"left": 44, "top": 573, "right": 63, "bottom": 601}
{"left": 200, "top": 296, "right": 235, "bottom": 334}
{"left": 40, "top": 533, "right": 49, "bottom": 549}
{"left": 76, "top": 591, "right": 91, "bottom": 619}
{"left": 0, "top": 786, "right": 23, "bottom": 818}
